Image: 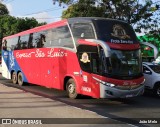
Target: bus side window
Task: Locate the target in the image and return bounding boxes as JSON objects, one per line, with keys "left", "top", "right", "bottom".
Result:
{"left": 19, "top": 35, "right": 29, "bottom": 49}
{"left": 28, "top": 33, "right": 34, "bottom": 48}
{"left": 32, "top": 33, "right": 39, "bottom": 48}
{"left": 12, "top": 37, "right": 19, "bottom": 50}
{"left": 2, "top": 40, "right": 7, "bottom": 50}
{"left": 91, "top": 53, "right": 99, "bottom": 74}
{"left": 3, "top": 37, "right": 18, "bottom": 50}
{"left": 79, "top": 52, "right": 92, "bottom": 72}
{"left": 32, "top": 32, "right": 46, "bottom": 48}
{"left": 38, "top": 34, "right": 46, "bottom": 48}
{"left": 56, "top": 26, "right": 74, "bottom": 48}
{"left": 72, "top": 23, "right": 95, "bottom": 40}
{"left": 44, "top": 29, "right": 58, "bottom": 47}
{"left": 51, "top": 29, "right": 59, "bottom": 47}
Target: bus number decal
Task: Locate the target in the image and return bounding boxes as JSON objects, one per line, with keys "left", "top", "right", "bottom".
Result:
{"left": 81, "top": 86, "right": 91, "bottom": 93}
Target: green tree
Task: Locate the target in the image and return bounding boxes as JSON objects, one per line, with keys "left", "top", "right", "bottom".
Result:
{"left": 54, "top": 0, "right": 160, "bottom": 56}
{"left": 54, "top": 0, "right": 160, "bottom": 33}
{"left": 62, "top": 0, "right": 104, "bottom": 18}
{"left": 0, "top": 2, "right": 9, "bottom": 15}
{"left": 0, "top": 15, "right": 46, "bottom": 44}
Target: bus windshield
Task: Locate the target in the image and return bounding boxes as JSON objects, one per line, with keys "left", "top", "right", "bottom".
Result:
{"left": 104, "top": 49, "right": 142, "bottom": 78}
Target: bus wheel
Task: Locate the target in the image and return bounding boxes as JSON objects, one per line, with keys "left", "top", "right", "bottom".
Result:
{"left": 154, "top": 85, "right": 160, "bottom": 97}
{"left": 12, "top": 72, "right": 17, "bottom": 84}
{"left": 18, "top": 72, "right": 24, "bottom": 86}
{"left": 66, "top": 79, "right": 78, "bottom": 99}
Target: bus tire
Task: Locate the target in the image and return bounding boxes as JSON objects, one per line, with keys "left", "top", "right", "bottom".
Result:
{"left": 66, "top": 79, "right": 78, "bottom": 99}
{"left": 12, "top": 71, "right": 17, "bottom": 84}
{"left": 18, "top": 72, "right": 24, "bottom": 86}
{"left": 154, "top": 84, "right": 160, "bottom": 97}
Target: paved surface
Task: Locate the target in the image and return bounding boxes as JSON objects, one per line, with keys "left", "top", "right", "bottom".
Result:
{"left": 0, "top": 76, "right": 160, "bottom": 127}
{"left": 0, "top": 79, "right": 131, "bottom": 127}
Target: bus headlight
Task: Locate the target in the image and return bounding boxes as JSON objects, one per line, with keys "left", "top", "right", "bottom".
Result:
{"left": 105, "top": 82, "right": 115, "bottom": 87}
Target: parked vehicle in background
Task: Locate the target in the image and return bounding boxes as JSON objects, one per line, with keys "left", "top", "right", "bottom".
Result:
{"left": 143, "top": 62, "right": 160, "bottom": 97}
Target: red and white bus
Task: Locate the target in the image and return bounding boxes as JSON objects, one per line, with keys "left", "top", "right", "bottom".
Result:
{"left": 1, "top": 17, "right": 157, "bottom": 99}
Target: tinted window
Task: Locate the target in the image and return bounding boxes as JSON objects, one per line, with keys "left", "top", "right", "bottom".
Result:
{"left": 44, "top": 26, "right": 74, "bottom": 48}
{"left": 19, "top": 35, "right": 29, "bottom": 49}
{"left": 5, "top": 37, "right": 18, "bottom": 50}
{"left": 94, "top": 20, "right": 138, "bottom": 43}
{"left": 78, "top": 52, "right": 100, "bottom": 73}
{"left": 44, "top": 29, "right": 58, "bottom": 47}
{"left": 56, "top": 26, "right": 74, "bottom": 48}
{"left": 3, "top": 26, "right": 74, "bottom": 50}
{"left": 77, "top": 45, "right": 99, "bottom": 73}
{"left": 79, "top": 52, "right": 92, "bottom": 72}
{"left": 28, "top": 33, "right": 34, "bottom": 48}
{"left": 2, "top": 39, "right": 7, "bottom": 50}
{"left": 72, "top": 23, "right": 95, "bottom": 39}
{"left": 32, "top": 32, "right": 46, "bottom": 48}
{"left": 109, "top": 49, "right": 141, "bottom": 77}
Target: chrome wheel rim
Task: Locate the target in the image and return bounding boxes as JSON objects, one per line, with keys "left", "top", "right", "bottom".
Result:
{"left": 157, "top": 87, "right": 160, "bottom": 96}
{"left": 68, "top": 84, "right": 75, "bottom": 94}
{"left": 19, "top": 75, "right": 22, "bottom": 82}
{"left": 13, "top": 74, "right": 16, "bottom": 81}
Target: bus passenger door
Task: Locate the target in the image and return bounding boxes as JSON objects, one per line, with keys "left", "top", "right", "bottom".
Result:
{"left": 79, "top": 52, "right": 100, "bottom": 98}
{"left": 90, "top": 53, "right": 102, "bottom": 98}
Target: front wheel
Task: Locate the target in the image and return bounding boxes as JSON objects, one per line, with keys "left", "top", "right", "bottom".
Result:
{"left": 154, "top": 85, "right": 160, "bottom": 97}
{"left": 66, "top": 79, "right": 78, "bottom": 99}
{"left": 18, "top": 72, "right": 24, "bottom": 86}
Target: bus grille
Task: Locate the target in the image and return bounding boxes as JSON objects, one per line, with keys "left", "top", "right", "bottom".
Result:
{"left": 115, "top": 85, "right": 141, "bottom": 90}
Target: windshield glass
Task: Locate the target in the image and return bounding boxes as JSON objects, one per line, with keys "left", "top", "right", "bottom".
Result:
{"left": 105, "top": 49, "right": 142, "bottom": 78}
{"left": 149, "top": 65, "right": 160, "bottom": 73}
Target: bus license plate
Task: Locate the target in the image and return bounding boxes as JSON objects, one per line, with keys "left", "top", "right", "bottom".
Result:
{"left": 126, "top": 94, "right": 133, "bottom": 98}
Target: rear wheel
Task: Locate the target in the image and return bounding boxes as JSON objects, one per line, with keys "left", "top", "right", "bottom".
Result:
{"left": 12, "top": 72, "right": 17, "bottom": 84}
{"left": 154, "top": 85, "right": 160, "bottom": 97}
{"left": 66, "top": 79, "right": 78, "bottom": 99}
{"left": 18, "top": 72, "right": 24, "bottom": 86}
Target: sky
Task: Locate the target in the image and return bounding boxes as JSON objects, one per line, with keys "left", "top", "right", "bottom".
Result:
{"left": 1, "top": 0, "right": 159, "bottom": 36}
{"left": 1, "top": 0, "right": 66, "bottom": 23}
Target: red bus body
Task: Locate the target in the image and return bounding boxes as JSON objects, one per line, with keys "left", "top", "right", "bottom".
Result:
{"left": 2, "top": 17, "right": 145, "bottom": 98}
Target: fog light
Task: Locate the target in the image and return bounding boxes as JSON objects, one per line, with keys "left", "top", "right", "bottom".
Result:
{"left": 105, "top": 90, "right": 113, "bottom": 95}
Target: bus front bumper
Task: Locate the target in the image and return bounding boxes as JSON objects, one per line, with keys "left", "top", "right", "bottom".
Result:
{"left": 100, "top": 83, "right": 144, "bottom": 98}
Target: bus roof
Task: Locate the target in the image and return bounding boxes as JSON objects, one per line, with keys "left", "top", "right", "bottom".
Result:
{"left": 68, "top": 17, "right": 127, "bottom": 24}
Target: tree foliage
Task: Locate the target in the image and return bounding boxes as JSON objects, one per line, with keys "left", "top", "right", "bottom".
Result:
{"left": 53, "top": 0, "right": 160, "bottom": 55}
{"left": 54, "top": 0, "right": 160, "bottom": 33}
{"left": 62, "top": 1, "right": 104, "bottom": 18}
{"left": 0, "top": 15, "right": 46, "bottom": 41}
{"left": 0, "top": 2, "right": 46, "bottom": 43}
{"left": 0, "top": 2, "right": 9, "bottom": 15}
